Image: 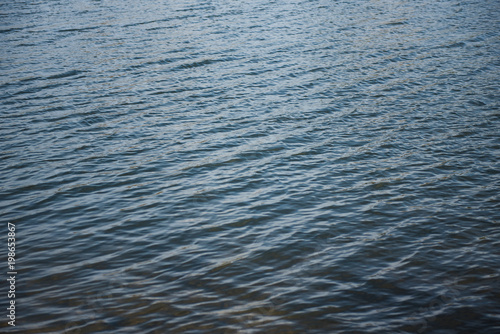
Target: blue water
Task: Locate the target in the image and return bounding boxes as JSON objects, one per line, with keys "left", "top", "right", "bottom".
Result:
{"left": 1, "top": 0, "right": 500, "bottom": 333}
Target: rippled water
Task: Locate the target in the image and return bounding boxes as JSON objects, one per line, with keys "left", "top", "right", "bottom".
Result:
{"left": 1, "top": 0, "right": 500, "bottom": 333}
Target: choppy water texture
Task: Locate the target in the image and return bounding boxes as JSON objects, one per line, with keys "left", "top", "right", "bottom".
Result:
{"left": 1, "top": 0, "right": 500, "bottom": 333}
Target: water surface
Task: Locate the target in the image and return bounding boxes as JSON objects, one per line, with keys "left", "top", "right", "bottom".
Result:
{"left": 1, "top": 0, "right": 500, "bottom": 333}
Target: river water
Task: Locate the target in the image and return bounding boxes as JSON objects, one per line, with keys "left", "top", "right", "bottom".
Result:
{"left": 1, "top": 0, "right": 500, "bottom": 333}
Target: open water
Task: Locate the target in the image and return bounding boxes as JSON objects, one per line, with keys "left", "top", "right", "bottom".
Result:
{"left": 1, "top": 0, "right": 500, "bottom": 333}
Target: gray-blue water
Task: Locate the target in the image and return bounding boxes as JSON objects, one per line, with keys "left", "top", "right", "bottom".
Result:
{"left": 1, "top": 0, "right": 500, "bottom": 333}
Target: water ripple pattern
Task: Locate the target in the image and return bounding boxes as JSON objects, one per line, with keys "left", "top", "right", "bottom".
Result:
{"left": 1, "top": 0, "right": 499, "bottom": 333}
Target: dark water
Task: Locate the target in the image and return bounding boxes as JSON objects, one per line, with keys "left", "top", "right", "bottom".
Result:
{"left": 1, "top": 0, "right": 500, "bottom": 333}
